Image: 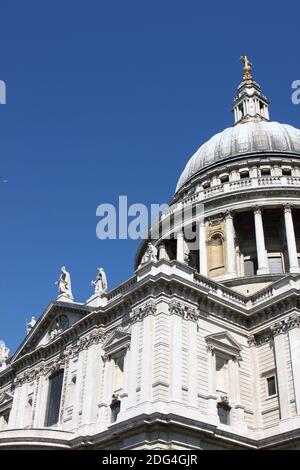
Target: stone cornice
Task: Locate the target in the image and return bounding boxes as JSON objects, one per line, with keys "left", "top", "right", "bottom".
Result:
{"left": 4, "top": 265, "right": 300, "bottom": 387}
{"left": 130, "top": 300, "right": 157, "bottom": 322}
{"left": 248, "top": 313, "right": 300, "bottom": 346}
{"left": 271, "top": 313, "right": 300, "bottom": 336}
{"left": 169, "top": 299, "right": 199, "bottom": 321}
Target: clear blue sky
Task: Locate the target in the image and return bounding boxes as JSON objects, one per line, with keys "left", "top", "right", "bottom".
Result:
{"left": 1, "top": 0, "right": 299, "bottom": 352}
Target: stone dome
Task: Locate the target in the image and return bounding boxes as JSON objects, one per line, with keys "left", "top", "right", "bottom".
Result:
{"left": 176, "top": 121, "right": 300, "bottom": 192}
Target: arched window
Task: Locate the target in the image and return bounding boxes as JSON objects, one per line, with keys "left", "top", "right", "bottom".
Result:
{"left": 45, "top": 369, "right": 64, "bottom": 427}
{"left": 208, "top": 232, "right": 225, "bottom": 276}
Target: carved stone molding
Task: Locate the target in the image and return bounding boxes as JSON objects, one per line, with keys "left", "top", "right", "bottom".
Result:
{"left": 247, "top": 330, "right": 272, "bottom": 347}
{"left": 14, "top": 352, "right": 67, "bottom": 386}
{"left": 169, "top": 300, "right": 199, "bottom": 321}
{"left": 14, "top": 368, "right": 38, "bottom": 387}
{"left": 207, "top": 214, "right": 224, "bottom": 225}
{"left": 130, "top": 300, "right": 157, "bottom": 323}
{"left": 271, "top": 314, "right": 300, "bottom": 336}
{"left": 248, "top": 314, "right": 300, "bottom": 346}
{"left": 247, "top": 335, "right": 256, "bottom": 347}
{"left": 0, "top": 390, "right": 13, "bottom": 406}
{"left": 205, "top": 331, "right": 242, "bottom": 360}
{"left": 253, "top": 205, "right": 262, "bottom": 215}
{"left": 224, "top": 209, "right": 233, "bottom": 220}
{"left": 284, "top": 203, "right": 293, "bottom": 213}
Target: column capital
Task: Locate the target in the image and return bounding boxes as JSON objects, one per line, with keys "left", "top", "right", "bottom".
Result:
{"left": 253, "top": 205, "right": 262, "bottom": 215}
{"left": 175, "top": 228, "right": 184, "bottom": 238}
{"left": 271, "top": 314, "right": 300, "bottom": 336}
{"left": 284, "top": 203, "right": 293, "bottom": 213}
{"left": 225, "top": 209, "right": 234, "bottom": 220}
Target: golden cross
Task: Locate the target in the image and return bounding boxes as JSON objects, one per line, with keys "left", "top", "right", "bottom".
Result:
{"left": 240, "top": 55, "right": 252, "bottom": 80}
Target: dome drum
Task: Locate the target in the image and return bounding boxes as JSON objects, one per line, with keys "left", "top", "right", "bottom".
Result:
{"left": 136, "top": 71, "right": 300, "bottom": 295}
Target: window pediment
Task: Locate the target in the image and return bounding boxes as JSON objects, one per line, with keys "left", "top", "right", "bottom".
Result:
{"left": 205, "top": 331, "right": 242, "bottom": 358}
{"left": 103, "top": 329, "right": 131, "bottom": 357}
{"left": 0, "top": 391, "right": 13, "bottom": 414}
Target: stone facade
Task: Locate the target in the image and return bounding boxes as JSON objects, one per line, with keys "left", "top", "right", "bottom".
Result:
{"left": 2, "top": 63, "right": 300, "bottom": 449}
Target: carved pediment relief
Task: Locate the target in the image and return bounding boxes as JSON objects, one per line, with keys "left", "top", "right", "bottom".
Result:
{"left": 47, "top": 314, "right": 70, "bottom": 341}
{"left": 205, "top": 331, "right": 242, "bottom": 358}
{"left": 11, "top": 303, "right": 89, "bottom": 363}
{"left": 102, "top": 329, "right": 131, "bottom": 357}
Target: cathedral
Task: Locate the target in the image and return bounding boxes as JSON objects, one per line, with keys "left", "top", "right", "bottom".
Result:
{"left": 1, "top": 57, "right": 300, "bottom": 449}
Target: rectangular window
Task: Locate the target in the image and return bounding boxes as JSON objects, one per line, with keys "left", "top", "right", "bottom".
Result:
{"left": 45, "top": 370, "right": 64, "bottom": 427}
{"left": 268, "top": 256, "right": 283, "bottom": 274}
{"left": 244, "top": 258, "right": 257, "bottom": 276}
{"left": 112, "top": 353, "right": 125, "bottom": 393}
{"left": 267, "top": 375, "right": 277, "bottom": 397}
{"left": 215, "top": 354, "right": 229, "bottom": 394}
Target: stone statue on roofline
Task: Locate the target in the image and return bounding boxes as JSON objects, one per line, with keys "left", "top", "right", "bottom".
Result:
{"left": 86, "top": 266, "right": 108, "bottom": 308}
{"left": 139, "top": 242, "right": 158, "bottom": 267}
{"left": 55, "top": 266, "right": 73, "bottom": 301}
{"left": 0, "top": 341, "right": 9, "bottom": 372}
{"left": 26, "top": 316, "right": 37, "bottom": 334}
{"left": 91, "top": 266, "right": 108, "bottom": 295}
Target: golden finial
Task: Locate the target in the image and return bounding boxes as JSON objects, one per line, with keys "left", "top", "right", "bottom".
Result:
{"left": 240, "top": 55, "right": 252, "bottom": 80}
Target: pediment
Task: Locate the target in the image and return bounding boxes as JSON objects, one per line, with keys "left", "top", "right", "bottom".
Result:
{"left": 205, "top": 331, "right": 241, "bottom": 357}
{"left": 103, "top": 329, "right": 131, "bottom": 356}
{"left": 11, "top": 302, "right": 91, "bottom": 363}
{"left": 0, "top": 391, "right": 13, "bottom": 405}
{"left": 0, "top": 391, "right": 13, "bottom": 413}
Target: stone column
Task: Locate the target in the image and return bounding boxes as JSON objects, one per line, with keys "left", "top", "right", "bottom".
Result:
{"left": 253, "top": 206, "right": 269, "bottom": 275}
{"left": 284, "top": 205, "right": 300, "bottom": 273}
{"left": 199, "top": 219, "right": 207, "bottom": 276}
{"left": 171, "top": 315, "right": 182, "bottom": 402}
{"left": 81, "top": 343, "right": 100, "bottom": 429}
{"left": 8, "top": 384, "right": 22, "bottom": 428}
{"left": 98, "top": 355, "right": 113, "bottom": 429}
{"left": 176, "top": 230, "right": 185, "bottom": 263}
{"left": 188, "top": 321, "right": 198, "bottom": 407}
{"left": 230, "top": 357, "right": 247, "bottom": 432}
{"left": 158, "top": 241, "right": 168, "bottom": 261}
{"left": 207, "top": 347, "right": 218, "bottom": 422}
{"left": 71, "top": 350, "right": 85, "bottom": 431}
{"left": 127, "top": 322, "right": 139, "bottom": 409}
{"left": 140, "top": 315, "right": 153, "bottom": 403}
{"left": 33, "top": 375, "right": 48, "bottom": 428}
{"left": 119, "top": 349, "right": 129, "bottom": 412}
{"left": 225, "top": 211, "right": 236, "bottom": 277}
{"left": 249, "top": 343, "right": 263, "bottom": 433}
{"left": 272, "top": 326, "right": 290, "bottom": 420}
{"left": 287, "top": 317, "right": 300, "bottom": 414}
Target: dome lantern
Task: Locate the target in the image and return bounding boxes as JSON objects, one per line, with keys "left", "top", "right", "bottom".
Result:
{"left": 233, "top": 56, "right": 270, "bottom": 125}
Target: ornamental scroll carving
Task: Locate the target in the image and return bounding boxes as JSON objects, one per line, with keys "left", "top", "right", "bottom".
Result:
{"left": 271, "top": 314, "right": 300, "bottom": 336}
{"left": 15, "top": 349, "right": 70, "bottom": 385}
{"left": 130, "top": 300, "right": 157, "bottom": 322}
{"left": 13, "top": 326, "right": 130, "bottom": 385}
{"left": 248, "top": 314, "right": 300, "bottom": 346}
{"left": 169, "top": 300, "right": 199, "bottom": 321}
